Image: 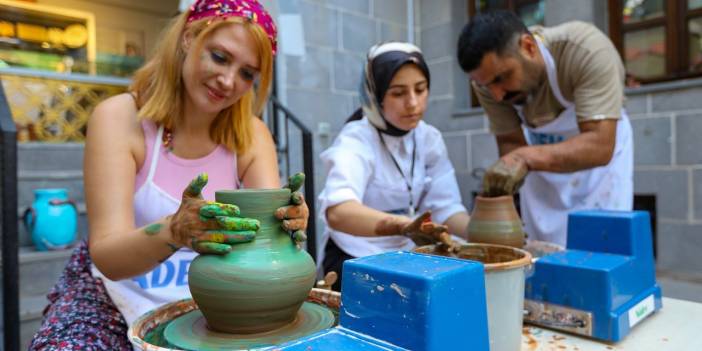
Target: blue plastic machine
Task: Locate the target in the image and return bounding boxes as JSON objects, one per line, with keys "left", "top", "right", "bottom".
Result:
{"left": 524, "top": 210, "right": 663, "bottom": 342}
{"left": 277, "top": 251, "right": 490, "bottom": 351}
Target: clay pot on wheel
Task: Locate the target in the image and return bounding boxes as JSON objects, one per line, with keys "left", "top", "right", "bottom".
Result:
{"left": 468, "top": 195, "right": 524, "bottom": 248}
{"left": 188, "top": 188, "right": 316, "bottom": 334}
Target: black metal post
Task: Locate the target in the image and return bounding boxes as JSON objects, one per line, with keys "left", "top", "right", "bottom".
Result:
{"left": 301, "top": 132, "right": 316, "bottom": 262}
{"left": 0, "top": 80, "right": 20, "bottom": 351}
{"left": 271, "top": 60, "right": 279, "bottom": 145}
{"left": 284, "top": 115, "right": 290, "bottom": 177}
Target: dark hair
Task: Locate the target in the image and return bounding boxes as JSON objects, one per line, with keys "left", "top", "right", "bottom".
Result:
{"left": 372, "top": 53, "right": 430, "bottom": 105}
{"left": 456, "top": 10, "right": 529, "bottom": 73}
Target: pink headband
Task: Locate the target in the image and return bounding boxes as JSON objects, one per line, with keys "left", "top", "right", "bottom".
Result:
{"left": 187, "top": 0, "right": 277, "bottom": 55}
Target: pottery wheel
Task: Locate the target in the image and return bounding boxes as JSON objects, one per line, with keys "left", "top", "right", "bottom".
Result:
{"left": 163, "top": 302, "right": 335, "bottom": 350}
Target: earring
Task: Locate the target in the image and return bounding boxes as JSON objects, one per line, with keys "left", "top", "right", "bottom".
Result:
{"left": 163, "top": 128, "right": 174, "bottom": 152}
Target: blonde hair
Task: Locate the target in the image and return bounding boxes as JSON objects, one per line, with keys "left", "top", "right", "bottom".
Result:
{"left": 130, "top": 12, "right": 273, "bottom": 154}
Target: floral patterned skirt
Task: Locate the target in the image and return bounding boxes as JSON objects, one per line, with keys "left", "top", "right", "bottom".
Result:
{"left": 29, "top": 240, "right": 132, "bottom": 350}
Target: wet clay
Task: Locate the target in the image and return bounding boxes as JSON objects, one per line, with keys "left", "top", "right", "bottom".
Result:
{"left": 188, "top": 188, "right": 317, "bottom": 334}
{"left": 130, "top": 289, "right": 340, "bottom": 351}
{"left": 468, "top": 195, "right": 525, "bottom": 248}
{"left": 414, "top": 243, "right": 532, "bottom": 271}
{"left": 164, "top": 303, "right": 335, "bottom": 350}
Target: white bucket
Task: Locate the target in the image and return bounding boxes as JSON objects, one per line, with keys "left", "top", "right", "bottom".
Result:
{"left": 415, "top": 243, "right": 532, "bottom": 351}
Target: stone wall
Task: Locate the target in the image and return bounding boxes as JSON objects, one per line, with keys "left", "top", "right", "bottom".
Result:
{"left": 272, "top": 0, "right": 411, "bottom": 256}
{"left": 417, "top": 0, "right": 489, "bottom": 212}
{"left": 277, "top": 0, "right": 411, "bottom": 134}
{"left": 626, "top": 81, "right": 702, "bottom": 277}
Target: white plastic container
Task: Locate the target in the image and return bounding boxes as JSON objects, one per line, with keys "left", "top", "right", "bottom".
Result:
{"left": 415, "top": 243, "right": 532, "bottom": 351}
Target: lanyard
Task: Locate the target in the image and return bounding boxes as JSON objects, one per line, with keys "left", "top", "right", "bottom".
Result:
{"left": 377, "top": 129, "right": 417, "bottom": 217}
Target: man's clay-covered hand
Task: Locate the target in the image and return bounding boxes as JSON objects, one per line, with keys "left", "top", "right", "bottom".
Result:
{"left": 170, "top": 173, "right": 260, "bottom": 254}
{"left": 482, "top": 154, "right": 528, "bottom": 197}
{"left": 275, "top": 172, "right": 309, "bottom": 244}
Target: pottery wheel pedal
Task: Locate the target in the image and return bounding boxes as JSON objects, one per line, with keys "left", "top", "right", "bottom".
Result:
{"left": 524, "top": 211, "right": 663, "bottom": 342}
{"left": 163, "top": 302, "right": 335, "bottom": 350}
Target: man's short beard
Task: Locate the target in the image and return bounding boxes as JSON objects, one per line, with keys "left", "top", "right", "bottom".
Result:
{"left": 515, "top": 52, "right": 544, "bottom": 95}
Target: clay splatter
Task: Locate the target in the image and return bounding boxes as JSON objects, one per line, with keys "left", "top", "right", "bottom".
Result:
{"left": 522, "top": 327, "right": 538, "bottom": 350}
{"left": 291, "top": 230, "right": 306, "bottom": 243}
{"left": 285, "top": 172, "right": 305, "bottom": 192}
{"left": 389, "top": 283, "right": 407, "bottom": 299}
{"left": 216, "top": 216, "right": 260, "bottom": 231}
{"left": 200, "top": 203, "right": 240, "bottom": 218}
{"left": 201, "top": 52, "right": 214, "bottom": 75}
{"left": 186, "top": 173, "right": 208, "bottom": 197}
{"left": 145, "top": 223, "right": 163, "bottom": 236}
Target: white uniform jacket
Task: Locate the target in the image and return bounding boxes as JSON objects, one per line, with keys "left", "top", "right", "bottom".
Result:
{"left": 317, "top": 117, "right": 467, "bottom": 260}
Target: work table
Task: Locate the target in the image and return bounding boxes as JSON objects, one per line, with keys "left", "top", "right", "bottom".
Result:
{"left": 521, "top": 297, "right": 702, "bottom": 350}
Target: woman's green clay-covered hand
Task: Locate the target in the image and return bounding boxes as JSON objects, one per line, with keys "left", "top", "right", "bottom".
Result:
{"left": 275, "top": 172, "right": 309, "bottom": 244}
{"left": 169, "top": 173, "right": 260, "bottom": 254}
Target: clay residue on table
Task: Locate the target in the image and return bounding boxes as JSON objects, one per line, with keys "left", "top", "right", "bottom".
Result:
{"left": 546, "top": 334, "right": 578, "bottom": 351}
{"left": 522, "top": 326, "right": 598, "bottom": 351}
{"left": 522, "top": 327, "right": 539, "bottom": 350}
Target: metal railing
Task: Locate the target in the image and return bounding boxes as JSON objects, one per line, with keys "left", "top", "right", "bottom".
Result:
{"left": 0, "top": 73, "right": 20, "bottom": 351}
{"left": 265, "top": 95, "right": 317, "bottom": 263}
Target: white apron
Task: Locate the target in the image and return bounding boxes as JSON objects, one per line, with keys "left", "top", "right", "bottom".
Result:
{"left": 515, "top": 40, "right": 633, "bottom": 247}
{"left": 91, "top": 126, "right": 198, "bottom": 326}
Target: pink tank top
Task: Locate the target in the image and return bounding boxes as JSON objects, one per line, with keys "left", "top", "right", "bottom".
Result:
{"left": 135, "top": 120, "right": 239, "bottom": 212}
{"left": 93, "top": 120, "right": 239, "bottom": 326}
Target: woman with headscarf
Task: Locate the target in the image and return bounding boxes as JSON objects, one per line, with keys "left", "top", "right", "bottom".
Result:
{"left": 318, "top": 42, "right": 471, "bottom": 291}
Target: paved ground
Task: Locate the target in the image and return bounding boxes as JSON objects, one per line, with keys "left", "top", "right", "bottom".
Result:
{"left": 658, "top": 271, "right": 702, "bottom": 303}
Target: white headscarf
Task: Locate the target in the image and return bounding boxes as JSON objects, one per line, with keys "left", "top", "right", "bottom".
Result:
{"left": 358, "top": 42, "right": 431, "bottom": 136}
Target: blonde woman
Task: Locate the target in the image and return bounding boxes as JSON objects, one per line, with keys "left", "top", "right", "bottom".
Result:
{"left": 30, "top": 1, "right": 308, "bottom": 349}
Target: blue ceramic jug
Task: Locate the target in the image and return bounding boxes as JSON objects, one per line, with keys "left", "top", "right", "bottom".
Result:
{"left": 23, "top": 188, "right": 78, "bottom": 251}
